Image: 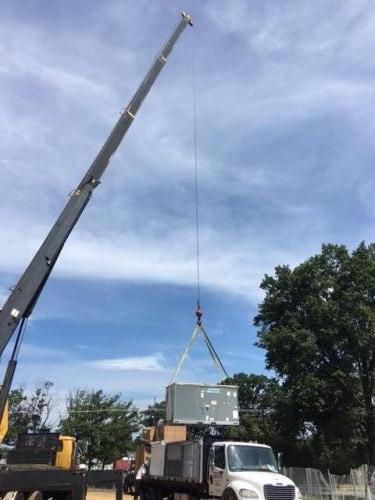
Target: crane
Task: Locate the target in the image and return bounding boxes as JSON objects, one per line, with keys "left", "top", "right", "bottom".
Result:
{"left": 0, "top": 12, "right": 193, "bottom": 429}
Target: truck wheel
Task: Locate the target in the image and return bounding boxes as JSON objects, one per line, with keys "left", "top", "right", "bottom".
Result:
{"left": 140, "top": 486, "right": 161, "bottom": 500}
{"left": 140, "top": 488, "right": 150, "bottom": 500}
{"left": 222, "top": 489, "right": 238, "bottom": 500}
{"left": 3, "top": 492, "right": 24, "bottom": 500}
{"left": 148, "top": 487, "right": 161, "bottom": 500}
{"left": 26, "top": 492, "right": 42, "bottom": 500}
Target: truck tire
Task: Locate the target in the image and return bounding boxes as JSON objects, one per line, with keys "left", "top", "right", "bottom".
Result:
{"left": 26, "top": 492, "right": 42, "bottom": 500}
{"left": 140, "top": 486, "right": 150, "bottom": 500}
{"left": 150, "top": 486, "right": 162, "bottom": 500}
{"left": 141, "top": 486, "right": 161, "bottom": 500}
{"left": 3, "top": 492, "right": 24, "bottom": 500}
{"left": 222, "top": 488, "right": 238, "bottom": 500}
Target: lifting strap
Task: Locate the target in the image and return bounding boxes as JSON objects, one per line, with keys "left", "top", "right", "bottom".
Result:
{"left": 170, "top": 316, "right": 229, "bottom": 383}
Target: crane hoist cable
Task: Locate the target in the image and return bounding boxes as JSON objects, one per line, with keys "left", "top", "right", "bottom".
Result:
{"left": 193, "top": 58, "right": 201, "bottom": 310}
{"left": 170, "top": 57, "right": 228, "bottom": 384}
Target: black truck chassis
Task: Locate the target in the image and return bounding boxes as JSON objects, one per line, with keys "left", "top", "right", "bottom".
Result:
{"left": 0, "top": 469, "right": 86, "bottom": 499}
{"left": 142, "top": 477, "right": 208, "bottom": 500}
{"left": 0, "top": 468, "right": 124, "bottom": 500}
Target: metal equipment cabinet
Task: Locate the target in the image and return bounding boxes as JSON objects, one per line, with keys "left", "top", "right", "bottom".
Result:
{"left": 166, "top": 383, "right": 239, "bottom": 426}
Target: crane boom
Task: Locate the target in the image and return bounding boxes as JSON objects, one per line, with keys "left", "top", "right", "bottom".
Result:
{"left": 0, "top": 13, "right": 192, "bottom": 418}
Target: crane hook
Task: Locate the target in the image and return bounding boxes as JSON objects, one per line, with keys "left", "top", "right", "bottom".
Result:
{"left": 195, "top": 302, "right": 203, "bottom": 326}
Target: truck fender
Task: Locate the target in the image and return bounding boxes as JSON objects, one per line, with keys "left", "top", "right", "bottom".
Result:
{"left": 224, "top": 480, "right": 262, "bottom": 500}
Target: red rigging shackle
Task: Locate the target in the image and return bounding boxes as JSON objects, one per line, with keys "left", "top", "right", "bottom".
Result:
{"left": 195, "top": 303, "right": 203, "bottom": 325}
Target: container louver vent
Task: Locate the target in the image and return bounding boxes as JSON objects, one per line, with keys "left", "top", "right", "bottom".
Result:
{"left": 264, "top": 485, "right": 295, "bottom": 500}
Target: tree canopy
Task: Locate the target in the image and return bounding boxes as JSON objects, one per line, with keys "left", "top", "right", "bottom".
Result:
{"left": 255, "top": 242, "right": 375, "bottom": 472}
{"left": 59, "top": 389, "right": 138, "bottom": 468}
{"left": 221, "top": 373, "right": 282, "bottom": 446}
{"left": 6, "top": 380, "right": 55, "bottom": 445}
{"left": 140, "top": 400, "right": 166, "bottom": 427}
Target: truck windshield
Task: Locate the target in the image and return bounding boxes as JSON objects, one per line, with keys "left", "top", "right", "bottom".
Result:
{"left": 227, "top": 445, "right": 278, "bottom": 473}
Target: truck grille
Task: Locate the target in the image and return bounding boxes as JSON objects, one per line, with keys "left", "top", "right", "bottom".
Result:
{"left": 264, "top": 485, "right": 295, "bottom": 500}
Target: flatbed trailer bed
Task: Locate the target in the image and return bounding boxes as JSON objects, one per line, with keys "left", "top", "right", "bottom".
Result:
{"left": 0, "top": 467, "right": 86, "bottom": 499}
{"left": 0, "top": 468, "right": 125, "bottom": 500}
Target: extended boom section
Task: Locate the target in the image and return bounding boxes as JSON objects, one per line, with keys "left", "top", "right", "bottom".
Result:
{"left": 0, "top": 13, "right": 192, "bottom": 417}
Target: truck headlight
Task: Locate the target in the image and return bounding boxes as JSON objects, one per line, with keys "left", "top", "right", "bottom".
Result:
{"left": 296, "top": 487, "right": 303, "bottom": 500}
{"left": 239, "top": 489, "right": 258, "bottom": 498}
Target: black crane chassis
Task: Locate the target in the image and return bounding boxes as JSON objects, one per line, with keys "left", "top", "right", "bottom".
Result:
{"left": 0, "top": 468, "right": 86, "bottom": 499}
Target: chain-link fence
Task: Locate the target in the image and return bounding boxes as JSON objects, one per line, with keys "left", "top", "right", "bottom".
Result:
{"left": 283, "top": 465, "right": 371, "bottom": 500}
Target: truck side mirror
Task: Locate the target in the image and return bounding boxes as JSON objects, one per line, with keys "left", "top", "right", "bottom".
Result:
{"left": 277, "top": 452, "right": 283, "bottom": 471}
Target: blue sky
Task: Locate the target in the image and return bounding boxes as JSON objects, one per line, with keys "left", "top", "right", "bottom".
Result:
{"left": 1, "top": 0, "right": 375, "bottom": 414}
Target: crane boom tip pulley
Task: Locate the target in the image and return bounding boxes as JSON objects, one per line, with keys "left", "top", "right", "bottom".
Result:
{"left": 182, "top": 12, "right": 194, "bottom": 26}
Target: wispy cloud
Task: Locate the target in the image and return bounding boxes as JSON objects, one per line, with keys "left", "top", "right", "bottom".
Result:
{"left": 2, "top": 1, "right": 375, "bottom": 310}
{"left": 205, "top": 0, "right": 373, "bottom": 56}
{"left": 19, "top": 343, "right": 72, "bottom": 361}
{"left": 0, "top": 220, "right": 309, "bottom": 303}
{"left": 89, "top": 354, "right": 165, "bottom": 372}
{"left": 11, "top": 347, "right": 224, "bottom": 408}
{"left": 2, "top": 0, "right": 375, "bottom": 407}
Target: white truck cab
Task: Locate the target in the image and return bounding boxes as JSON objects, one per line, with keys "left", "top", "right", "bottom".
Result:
{"left": 208, "top": 441, "right": 301, "bottom": 500}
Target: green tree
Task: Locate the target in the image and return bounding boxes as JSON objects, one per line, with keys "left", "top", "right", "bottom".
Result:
{"left": 221, "top": 373, "right": 282, "bottom": 446}
{"left": 59, "top": 389, "right": 138, "bottom": 468}
{"left": 6, "top": 381, "right": 55, "bottom": 445}
{"left": 140, "top": 401, "right": 165, "bottom": 427}
{"left": 255, "top": 242, "right": 375, "bottom": 472}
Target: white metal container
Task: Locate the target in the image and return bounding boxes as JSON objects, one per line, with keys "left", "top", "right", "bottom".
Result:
{"left": 149, "top": 441, "right": 166, "bottom": 477}
{"left": 164, "top": 441, "right": 203, "bottom": 482}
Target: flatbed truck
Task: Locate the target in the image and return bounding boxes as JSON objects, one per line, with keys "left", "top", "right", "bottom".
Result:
{"left": 141, "top": 439, "right": 301, "bottom": 500}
